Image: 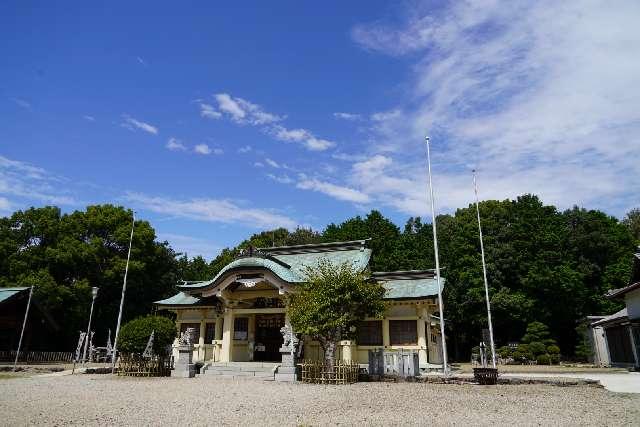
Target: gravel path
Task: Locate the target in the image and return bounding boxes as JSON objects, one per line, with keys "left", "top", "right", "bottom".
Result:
{"left": 1, "top": 375, "right": 639, "bottom": 426}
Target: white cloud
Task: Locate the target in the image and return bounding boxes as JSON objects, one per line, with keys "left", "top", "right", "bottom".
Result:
{"left": 83, "top": 115, "right": 95, "bottom": 122}
{"left": 125, "top": 192, "right": 297, "bottom": 229}
{"left": 166, "top": 137, "right": 187, "bottom": 151}
{"left": 199, "top": 102, "right": 222, "bottom": 120}
{"left": 121, "top": 115, "right": 158, "bottom": 135}
{"left": 265, "top": 158, "right": 280, "bottom": 168}
{"left": 156, "top": 232, "right": 221, "bottom": 260}
{"left": 214, "top": 93, "right": 283, "bottom": 125}
{"left": 333, "top": 112, "right": 362, "bottom": 121}
{"left": 0, "top": 196, "right": 11, "bottom": 213}
{"left": 238, "top": 145, "right": 252, "bottom": 153}
{"left": 347, "top": 0, "right": 640, "bottom": 216}
{"left": 10, "top": 98, "right": 31, "bottom": 109}
{"left": 0, "top": 155, "right": 78, "bottom": 207}
{"left": 267, "top": 173, "right": 294, "bottom": 184}
{"left": 137, "top": 56, "right": 147, "bottom": 66}
{"left": 194, "top": 144, "right": 212, "bottom": 155}
{"left": 296, "top": 178, "right": 370, "bottom": 204}
{"left": 270, "top": 125, "right": 336, "bottom": 151}
{"left": 254, "top": 162, "right": 264, "bottom": 168}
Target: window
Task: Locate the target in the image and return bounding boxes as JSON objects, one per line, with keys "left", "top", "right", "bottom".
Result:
{"left": 180, "top": 323, "right": 200, "bottom": 342}
{"left": 357, "top": 321, "right": 383, "bottom": 346}
{"left": 205, "top": 322, "right": 215, "bottom": 343}
{"left": 234, "top": 317, "right": 248, "bottom": 340}
{"left": 389, "top": 320, "right": 417, "bottom": 345}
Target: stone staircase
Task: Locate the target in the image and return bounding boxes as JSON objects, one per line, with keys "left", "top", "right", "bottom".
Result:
{"left": 200, "top": 362, "right": 279, "bottom": 380}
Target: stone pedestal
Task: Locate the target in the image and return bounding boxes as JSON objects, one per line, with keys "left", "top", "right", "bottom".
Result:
{"left": 275, "top": 346, "right": 298, "bottom": 382}
{"left": 171, "top": 345, "right": 195, "bottom": 378}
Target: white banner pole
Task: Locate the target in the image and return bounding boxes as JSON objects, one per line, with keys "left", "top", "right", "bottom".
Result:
{"left": 425, "top": 136, "right": 449, "bottom": 376}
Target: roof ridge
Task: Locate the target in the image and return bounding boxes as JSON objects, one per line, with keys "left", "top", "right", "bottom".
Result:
{"left": 260, "top": 239, "right": 370, "bottom": 254}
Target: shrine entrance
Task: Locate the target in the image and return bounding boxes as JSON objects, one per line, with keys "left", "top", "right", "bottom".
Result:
{"left": 254, "top": 314, "right": 285, "bottom": 362}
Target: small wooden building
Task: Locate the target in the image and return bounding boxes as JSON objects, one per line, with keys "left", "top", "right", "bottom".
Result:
{"left": 591, "top": 248, "right": 640, "bottom": 369}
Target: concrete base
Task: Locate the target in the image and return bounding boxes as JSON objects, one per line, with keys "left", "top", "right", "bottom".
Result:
{"left": 274, "top": 372, "right": 297, "bottom": 381}
{"left": 171, "top": 364, "right": 195, "bottom": 378}
{"left": 172, "top": 345, "right": 196, "bottom": 378}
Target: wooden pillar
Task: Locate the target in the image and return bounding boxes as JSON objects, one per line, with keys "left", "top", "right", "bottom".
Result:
{"left": 417, "top": 306, "right": 428, "bottom": 368}
{"left": 425, "top": 308, "right": 433, "bottom": 364}
{"left": 382, "top": 318, "right": 390, "bottom": 348}
{"left": 197, "top": 314, "right": 206, "bottom": 362}
{"left": 214, "top": 316, "right": 223, "bottom": 340}
{"left": 220, "top": 308, "right": 234, "bottom": 362}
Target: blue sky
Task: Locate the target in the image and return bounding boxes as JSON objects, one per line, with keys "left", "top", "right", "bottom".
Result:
{"left": 2, "top": 1, "right": 639, "bottom": 259}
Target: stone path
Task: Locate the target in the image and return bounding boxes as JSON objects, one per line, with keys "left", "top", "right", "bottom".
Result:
{"left": 501, "top": 371, "right": 640, "bottom": 394}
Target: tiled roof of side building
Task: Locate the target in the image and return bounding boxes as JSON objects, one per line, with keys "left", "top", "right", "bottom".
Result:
{"left": 0, "top": 287, "right": 30, "bottom": 304}
{"left": 372, "top": 270, "right": 444, "bottom": 300}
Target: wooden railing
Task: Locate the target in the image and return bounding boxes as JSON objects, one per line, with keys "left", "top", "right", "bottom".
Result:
{"left": 298, "top": 359, "right": 359, "bottom": 384}
{"left": 0, "top": 350, "right": 73, "bottom": 363}
{"left": 117, "top": 354, "right": 172, "bottom": 377}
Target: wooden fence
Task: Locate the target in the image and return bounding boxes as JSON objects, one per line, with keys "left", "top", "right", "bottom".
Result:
{"left": 0, "top": 350, "right": 73, "bottom": 363}
{"left": 117, "top": 354, "right": 172, "bottom": 377}
{"left": 298, "top": 359, "right": 359, "bottom": 384}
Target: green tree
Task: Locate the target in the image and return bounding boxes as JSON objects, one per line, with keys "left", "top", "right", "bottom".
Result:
{"left": 0, "top": 205, "right": 179, "bottom": 349}
{"left": 287, "top": 260, "right": 386, "bottom": 371}
{"left": 622, "top": 208, "right": 640, "bottom": 244}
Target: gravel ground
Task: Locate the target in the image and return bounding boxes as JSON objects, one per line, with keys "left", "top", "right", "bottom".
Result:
{"left": 1, "top": 375, "right": 639, "bottom": 426}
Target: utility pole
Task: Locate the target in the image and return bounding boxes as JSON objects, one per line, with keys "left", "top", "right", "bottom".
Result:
{"left": 82, "top": 287, "right": 99, "bottom": 364}
{"left": 111, "top": 211, "right": 135, "bottom": 373}
{"left": 425, "top": 136, "right": 449, "bottom": 376}
{"left": 13, "top": 286, "right": 34, "bottom": 372}
{"left": 473, "top": 170, "right": 497, "bottom": 368}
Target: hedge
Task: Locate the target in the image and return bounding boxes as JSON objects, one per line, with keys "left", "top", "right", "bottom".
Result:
{"left": 117, "top": 315, "right": 176, "bottom": 355}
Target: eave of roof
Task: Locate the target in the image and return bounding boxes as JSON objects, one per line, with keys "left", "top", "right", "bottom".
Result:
{"left": 154, "top": 292, "right": 220, "bottom": 307}
{"left": 591, "top": 308, "right": 628, "bottom": 327}
{"left": 606, "top": 282, "right": 640, "bottom": 299}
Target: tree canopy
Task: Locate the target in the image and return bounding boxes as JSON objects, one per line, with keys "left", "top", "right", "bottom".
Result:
{"left": 1, "top": 196, "right": 636, "bottom": 359}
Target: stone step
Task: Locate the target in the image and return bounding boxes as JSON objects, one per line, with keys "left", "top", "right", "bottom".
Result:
{"left": 202, "top": 369, "right": 274, "bottom": 379}
{"left": 205, "top": 366, "right": 275, "bottom": 373}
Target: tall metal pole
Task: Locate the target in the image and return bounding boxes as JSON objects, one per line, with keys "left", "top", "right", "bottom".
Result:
{"left": 473, "top": 170, "right": 496, "bottom": 368}
{"left": 425, "top": 136, "right": 449, "bottom": 376}
{"left": 82, "top": 287, "right": 99, "bottom": 364}
{"left": 111, "top": 211, "right": 135, "bottom": 373}
{"left": 13, "top": 286, "right": 34, "bottom": 372}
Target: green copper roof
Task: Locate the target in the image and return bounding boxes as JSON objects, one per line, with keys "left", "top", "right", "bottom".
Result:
{"left": 0, "top": 287, "right": 29, "bottom": 304}
{"left": 372, "top": 270, "right": 443, "bottom": 300}
{"left": 154, "top": 291, "right": 220, "bottom": 306}
{"left": 381, "top": 278, "right": 443, "bottom": 299}
{"left": 160, "top": 242, "right": 442, "bottom": 307}
{"left": 177, "top": 241, "right": 373, "bottom": 291}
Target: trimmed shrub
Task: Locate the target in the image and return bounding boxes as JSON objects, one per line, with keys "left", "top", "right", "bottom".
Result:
{"left": 536, "top": 354, "right": 551, "bottom": 365}
{"left": 511, "top": 350, "right": 524, "bottom": 363}
{"left": 528, "top": 341, "right": 547, "bottom": 356}
{"left": 549, "top": 354, "right": 560, "bottom": 364}
{"left": 546, "top": 344, "right": 560, "bottom": 355}
{"left": 516, "top": 344, "right": 533, "bottom": 361}
{"left": 118, "top": 315, "right": 176, "bottom": 354}
{"left": 497, "top": 346, "right": 513, "bottom": 358}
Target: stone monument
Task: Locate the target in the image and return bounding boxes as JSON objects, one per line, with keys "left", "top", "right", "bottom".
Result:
{"left": 275, "top": 322, "right": 299, "bottom": 382}
{"left": 171, "top": 327, "right": 196, "bottom": 378}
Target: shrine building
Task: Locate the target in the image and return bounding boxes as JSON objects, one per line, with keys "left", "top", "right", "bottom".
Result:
{"left": 154, "top": 239, "right": 444, "bottom": 370}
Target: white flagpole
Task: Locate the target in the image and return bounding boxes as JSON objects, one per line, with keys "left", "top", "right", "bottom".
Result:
{"left": 13, "top": 286, "right": 34, "bottom": 372}
{"left": 473, "top": 170, "right": 496, "bottom": 368}
{"left": 111, "top": 211, "right": 135, "bottom": 373}
{"left": 425, "top": 136, "right": 449, "bottom": 376}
